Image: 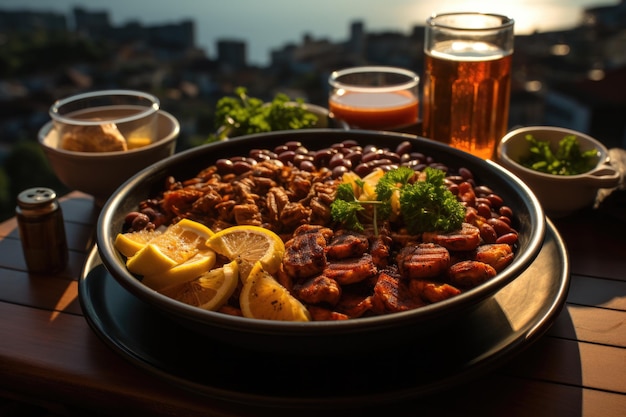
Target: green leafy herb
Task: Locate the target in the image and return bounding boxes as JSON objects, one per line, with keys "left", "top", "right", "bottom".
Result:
{"left": 374, "top": 166, "right": 414, "bottom": 220}
{"left": 399, "top": 168, "right": 466, "bottom": 234}
{"left": 331, "top": 166, "right": 466, "bottom": 235}
{"left": 207, "top": 87, "right": 319, "bottom": 142}
{"left": 520, "top": 134, "right": 598, "bottom": 175}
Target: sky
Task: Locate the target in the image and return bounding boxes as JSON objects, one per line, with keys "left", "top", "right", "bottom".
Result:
{"left": 0, "top": 0, "right": 618, "bottom": 65}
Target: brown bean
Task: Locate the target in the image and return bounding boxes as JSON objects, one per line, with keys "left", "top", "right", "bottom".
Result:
{"left": 130, "top": 213, "right": 151, "bottom": 230}
{"left": 285, "top": 141, "right": 303, "bottom": 150}
{"left": 215, "top": 158, "right": 234, "bottom": 173}
{"left": 329, "top": 153, "right": 345, "bottom": 168}
{"left": 474, "top": 185, "right": 494, "bottom": 197}
{"left": 487, "top": 218, "right": 512, "bottom": 235}
{"left": 479, "top": 223, "right": 498, "bottom": 244}
{"left": 395, "top": 141, "right": 412, "bottom": 156}
{"left": 477, "top": 202, "right": 492, "bottom": 219}
{"left": 361, "top": 150, "right": 383, "bottom": 163}
{"left": 486, "top": 193, "right": 504, "bottom": 208}
{"left": 446, "top": 175, "right": 465, "bottom": 184}
{"left": 332, "top": 165, "right": 349, "bottom": 178}
{"left": 458, "top": 167, "right": 474, "bottom": 180}
{"left": 354, "top": 163, "right": 371, "bottom": 177}
{"left": 232, "top": 160, "right": 254, "bottom": 174}
{"left": 497, "top": 215, "right": 511, "bottom": 226}
{"left": 278, "top": 150, "right": 296, "bottom": 164}
{"left": 496, "top": 233, "right": 518, "bottom": 245}
{"left": 499, "top": 205, "right": 514, "bottom": 219}
{"left": 299, "top": 160, "right": 316, "bottom": 172}
{"left": 313, "top": 148, "right": 334, "bottom": 166}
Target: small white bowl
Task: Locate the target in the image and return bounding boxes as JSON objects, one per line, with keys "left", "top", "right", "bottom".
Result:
{"left": 39, "top": 110, "right": 179, "bottom": 206}
{"left": 497, "top": 126, "right": 620, "bottom": 217}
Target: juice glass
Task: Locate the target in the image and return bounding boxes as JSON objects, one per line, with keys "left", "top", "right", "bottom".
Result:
{"left": 422, "top": 12, "right": 514, "bottom": 159}
{"left": 328, "top": 66, "right": 419, "bottom": 130}
{"left": 49, "top": 90, "right": 160, "bottom": 151}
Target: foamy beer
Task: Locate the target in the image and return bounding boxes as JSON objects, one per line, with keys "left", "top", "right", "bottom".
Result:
{"left": 422, "top": 13, "right": 514, "bottom": 159}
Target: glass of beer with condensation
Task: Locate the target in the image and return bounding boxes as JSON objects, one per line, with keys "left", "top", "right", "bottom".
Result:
{"left": 422, "top": 12, "right": 514, "bottom": 159}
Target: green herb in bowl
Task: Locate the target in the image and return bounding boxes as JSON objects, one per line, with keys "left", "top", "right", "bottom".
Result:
{"left": 520, "top": 134, "right": 598, "bottom": 175}
{"left": 208, "top": 87, "right": 319, "bottom": 142}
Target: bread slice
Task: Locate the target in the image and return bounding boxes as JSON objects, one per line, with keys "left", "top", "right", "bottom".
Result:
{"left": 60, "top": 123, "right": 127, "bottom": 152}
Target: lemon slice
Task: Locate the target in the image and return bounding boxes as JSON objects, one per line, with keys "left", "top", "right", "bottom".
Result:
{"left": 341, "top": 171, "right": 362, "bottom": 195}
{"left": 114, "top": 229, "right": 162, "bottom": 258}
{"left": 206, "top": 225, "right": 285, "bottom": 280}
{"left": 359, "top": 168, "right": 384, "bottom": 201}
{"left": 161, "top": 260, "right": 239, "bottom": 311}
{"left": 126, "top": 219, "right": 214, "bottom": 277}
{"left": 240, "top": 262, "right": 311, "bottom": 321}
{"left": 141, "top": 249, "right": 217, "bottom": 291}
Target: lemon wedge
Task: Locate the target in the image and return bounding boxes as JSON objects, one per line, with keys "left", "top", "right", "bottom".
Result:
{"left": 240, "top": 261, "right": 311, "bottom": 321}
{"left": 206, "top": 225, "right": 285, "bottom": 280}
{"left": 126, "top": 219, "right": 214, "bottom": 277}
{"left": 114, "top": 229, "right": 162, "bottom": 258}
{"left": 359, "top": 168, "right": 384, "bottom": 201}
{"left": 141, "top": 249, "right": 217, "bottom": 291}
{"left": 161, "top": 260, "right": 239, "bottom": 311}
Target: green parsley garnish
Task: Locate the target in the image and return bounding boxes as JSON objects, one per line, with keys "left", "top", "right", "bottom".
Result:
{"left": 208, "top": 87, "right": 319, "bottom": 142}
{"left": 331, "top": 166, "right": 466, "bottom": 235}
{"left": 520, "top": 134, "right": 598, "bottom": 175}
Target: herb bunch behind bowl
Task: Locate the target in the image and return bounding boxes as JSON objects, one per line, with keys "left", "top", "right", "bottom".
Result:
{"left": 208, "top": 87, "right": 319, "bottom": 142}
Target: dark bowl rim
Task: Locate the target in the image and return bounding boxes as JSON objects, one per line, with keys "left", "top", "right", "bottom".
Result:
{"left": 97, "top": 129, "right": 546, "bottom": 335}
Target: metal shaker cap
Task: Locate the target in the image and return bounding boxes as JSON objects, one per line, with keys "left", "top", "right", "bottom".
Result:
{"left": 17, "top": 187, "right": 58, "bottom": 209}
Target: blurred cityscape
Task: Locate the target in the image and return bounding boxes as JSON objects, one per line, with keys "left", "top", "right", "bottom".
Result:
{"left": 0, "top": 2, "right": 625, "bottom": 220}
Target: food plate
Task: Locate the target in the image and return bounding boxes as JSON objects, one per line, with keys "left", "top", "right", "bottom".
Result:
{"left": 97, "top": 130, "right": 546, "bottom": 354}
{"left": 79, "top": 219, "right": 569, "bottom": 409}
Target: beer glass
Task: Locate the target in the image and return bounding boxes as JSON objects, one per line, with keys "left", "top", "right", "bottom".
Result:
{"left": 422, "top": 12, "right": 514, "bottom": 159}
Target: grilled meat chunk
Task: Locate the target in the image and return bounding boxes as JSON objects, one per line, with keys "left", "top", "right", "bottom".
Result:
{"left": 448, "top": 260, "right": 496, "bottom": 288}
{"left": 369, "top": 231, "right": 392, "bottom": 268}
{"left": 294, "top": 275, "right": 342, "bottom": 306}
{"left": 308, "top": 306, "right": 350, "bottom": 321}
{"left": 473, "top": 243, "right": 514, "bottom": 272}
{"left": 371, "top": 268, "right": 425, "bottom": 314}
{"left": 396, "top": 243, "right": 451, "bottom": 279}
{"left": 283, "top": 225, "right": 333, "bottom": 279}
{"left": 409, "top": 280, "right": 461, "bottom": 303}
{"left": 323, "top": 253, "right": 378, "bottom": 285}
{"left": 335, "top": 292, "right": 374, "bottom": 318}
{"left": 326, "top": 230, "right": 369, "bottom": 260}
{"left": 422, "top": 222, "right": 481, "bottom": 251}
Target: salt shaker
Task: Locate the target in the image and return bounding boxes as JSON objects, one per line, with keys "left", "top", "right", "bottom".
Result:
{"left": 16, "top": 187, "right": 68, "bottom": 273}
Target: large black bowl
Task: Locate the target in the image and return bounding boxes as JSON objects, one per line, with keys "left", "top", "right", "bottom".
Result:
{"left": 97, "top": 129, "right": 546, "bottom": 355}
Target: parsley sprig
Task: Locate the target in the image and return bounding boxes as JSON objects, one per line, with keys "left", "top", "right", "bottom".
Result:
{"left": 208, "top": 87, "right": 319, "bottom": 142}
{"left": 521, "top": 134, "right": 598, "bottom": 175}
{"left": 331, "top": 166, "right": 466, "bottom": 235}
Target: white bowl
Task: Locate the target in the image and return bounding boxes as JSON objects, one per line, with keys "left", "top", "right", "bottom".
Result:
{"left": 497, "top": 126, "right": 620, "bottom": 217}
{"left": 39, "top": 110, "right": 179, "bottom": 206}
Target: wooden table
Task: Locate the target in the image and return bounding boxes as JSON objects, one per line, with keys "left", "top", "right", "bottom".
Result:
{"left": 0, "top": 190, "right": 625, "bottom": 417}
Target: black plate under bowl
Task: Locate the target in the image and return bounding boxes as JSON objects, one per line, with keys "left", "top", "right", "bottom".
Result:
{"left": 80, "top": 219, "right": 568, "bottom": 409}
{"left": 96, "top": 129, "right": 546, "bottom": 355}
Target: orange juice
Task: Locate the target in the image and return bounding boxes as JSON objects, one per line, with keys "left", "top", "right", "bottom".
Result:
{"left": 329, "top": 90, "right": 418, "bottom": 130}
